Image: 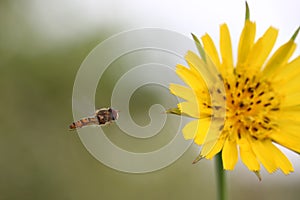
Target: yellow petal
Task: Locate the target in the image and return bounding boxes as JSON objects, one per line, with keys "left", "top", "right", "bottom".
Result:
{"left": 222, "top": 138, "right": 238, "bottom": 170}
{"left": 276, "top": 107, "right": 300, "bottom": 122}
{"left": 178, "top": 101, "right": 199, "bottom": 118}
{"left": 281, "top": 93, "right": 300, "bottom": 107}
{"left": 176, "top": 64, "right": 201, "bottom": 89}
{"left": 274, "top": 75, "right": 300, "bottom": 94}
{"left": 236, "top": 20, "right": 256, "bottom": 71}
{"left": 198, "top": 116, "right": 226, "bottom": 158}
{"left": 251, "top": 139, "right": 277, "bottom": 173}
{"left": 262, "top": 40, "right": 296, "bottom": 79}
{"left": 169, "top": 83, "right": 196, "bottom": 102}
{"left": 182, "top": 118, "right": 211, "bottom": 145}
{"left": 194, "top": 118, "right": 211, "bottom": 145}
{"left": 245, "top": 27, "right": 278, "bottom": 72}
{"left": 220, "top": 23, "right": 234, "bottom": 76}
{"left": 201, "top": 33, "right": 221, "bottom": 69}
{"left": 185, "top": 51, "right": 218, "bottom": 85}
{"left": 204, "top": 135, "right": 225, "bottom": 159}
{"left": 238, "top": 135, "right": 260, "bottom": 171}
{"left": 175, "top": 64, "right": 208, "bottom": 93}
{"left": 270, "top": 122, "right": 300, "bottom": 153}
{"left": 182, "top": 120, "right": 199, "bottom": 140}
{"left": 273, "top": 54, "right": 300, "bottom": 82}
{"left": 265, "top": 142, "right": 294, "bottom": 174}
{"left": 272, "top": 56, "right": 300, "bottom": 92}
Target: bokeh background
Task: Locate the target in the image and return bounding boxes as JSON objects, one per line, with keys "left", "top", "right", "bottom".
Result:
{"left": 1, "top": 0, "right": 300, "bottom": 199}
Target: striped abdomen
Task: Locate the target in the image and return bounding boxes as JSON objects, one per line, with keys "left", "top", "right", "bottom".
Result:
{"left": 69, "top": 107, "right": 119, "bottom": 130}
{"left": 69, "top": 117, "right": 99, "bottom": 130}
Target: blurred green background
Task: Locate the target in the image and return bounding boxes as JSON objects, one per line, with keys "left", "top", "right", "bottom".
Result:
{"left": 1, "top": 1, "right": 300, "bottom": 200}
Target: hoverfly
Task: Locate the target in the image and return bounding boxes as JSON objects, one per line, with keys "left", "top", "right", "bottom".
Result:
{"left": 69, "top": 107, "right": 119, "bottom": 130}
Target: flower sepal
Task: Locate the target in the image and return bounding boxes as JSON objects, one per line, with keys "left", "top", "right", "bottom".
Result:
{"left": 165, "top": 107, "right": 181, "bottom": 116}
{"left": 254, "top": 170, "right": 262, "bottom": 181}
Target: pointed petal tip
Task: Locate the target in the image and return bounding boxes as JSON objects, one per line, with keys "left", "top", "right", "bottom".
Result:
{"left": 192, "top": 154, "right": 204, "bottom": 164}
{"left": 166, "top": 107, "right": 181, "bottom": 115}
{"left": 191, "top": 33, "right": 201, "bottom": 45}
{"left": 254, "top": 171, "right": 262, "bottom": 181}
{"left": 191, "top": 33, "right": 206, "bottom": 62}
{"left": 291, "top": 26, "right": 300, "bottom": 41}
{"left": 245, "top": 1, "right": 250, "bottom": 21}
{"left": 191, "top": 33, "right": 197, "bottom": 40}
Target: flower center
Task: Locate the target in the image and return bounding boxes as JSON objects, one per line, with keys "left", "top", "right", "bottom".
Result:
{"left": 224, "top": 73, "right": 281, "bottom": 140}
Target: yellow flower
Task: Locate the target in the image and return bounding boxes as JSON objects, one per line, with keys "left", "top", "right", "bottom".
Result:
{"left": 169, "top": 4, "right": 300, "bottom": 178}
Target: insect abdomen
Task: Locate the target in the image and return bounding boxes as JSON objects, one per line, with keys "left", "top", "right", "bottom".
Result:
{"left": 69, "top": 117, "right": 99, "bottom": 130}
{"left": 69, "top": 107, "right": 119, "bottom": 130}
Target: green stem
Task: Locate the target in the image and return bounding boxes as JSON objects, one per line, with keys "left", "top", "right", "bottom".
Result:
{"left": 215, "top": 152, "right": 227, "bottom": 200}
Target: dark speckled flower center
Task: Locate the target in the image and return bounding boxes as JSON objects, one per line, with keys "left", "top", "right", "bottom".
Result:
{"left": 223, "top": 73, "right": 281, "bottom": 140}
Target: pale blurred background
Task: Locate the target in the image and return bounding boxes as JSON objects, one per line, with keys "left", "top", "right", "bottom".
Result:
{"left": 1, "top": 0, "right": 300, "bottom": 199}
